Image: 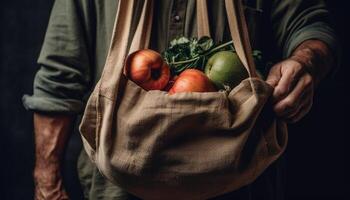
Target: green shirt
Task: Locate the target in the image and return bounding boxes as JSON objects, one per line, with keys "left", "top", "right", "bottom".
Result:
{"left": 23, "top": 0, "right": 337, "bottom": 114}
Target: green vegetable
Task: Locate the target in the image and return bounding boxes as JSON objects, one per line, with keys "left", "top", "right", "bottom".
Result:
{"left": 162, "top": 36, "right": 214, "bottom": 75}
{"left": 162, "top": 36, "right": 265, "bottom": 77}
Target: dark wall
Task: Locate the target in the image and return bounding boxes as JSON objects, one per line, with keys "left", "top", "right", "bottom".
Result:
{"left": 0, "top": 1, "right": 84, "bottom": 199}
{"left": 285, "top": 1, "right": 349, "bottom": 199}
{"left": 0, "top": 1, "right": 53, "bottom": 199}
{"left": 1, "top": 0, "right": 43, "bottom": 199}
{"left": 0, "top": 1, "right": 348, "bottom": 200}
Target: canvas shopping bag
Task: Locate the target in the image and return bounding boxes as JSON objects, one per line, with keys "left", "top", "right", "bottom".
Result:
{"left": 79, "top": 0, "right": 288, "bottom": 199}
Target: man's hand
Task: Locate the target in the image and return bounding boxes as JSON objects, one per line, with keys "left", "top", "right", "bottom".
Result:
{"left": 33, "top": 113, "right": 74, "bottom": 200}
{"left": 266, "top": 40, "right": 334, "bottom": 123}
{"left": 266, "top": 59, "right": 314, "bottom": 123}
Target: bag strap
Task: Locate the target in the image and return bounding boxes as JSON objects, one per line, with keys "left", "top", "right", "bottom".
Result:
{"left": 225, "top": 0, "right": 258, "bottom": 78}
{"left": 196, "top": 0, "right": 211, "bottom": 37}
{"left": 99, "top": 0, "right": 154, "bottom": 99}
{"left": 129, "top": 0, "right": 154, "bottom": 53}
{"left": 197, "top": 0, "right": 258, "bottom": 78}
{"left": 101, "top": 0, "right": 257, "bottom": 98}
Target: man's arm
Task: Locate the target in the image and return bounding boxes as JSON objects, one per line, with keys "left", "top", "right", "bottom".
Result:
{"left": 22, "top": 0, "right": 95, "bottom": 199}
{"left": 290, "top": 39, "right": 335, "bottom": 87}
{"left": 270, "top": 0, "right": 338, "bottom": 59}
{"left": 33, "top": 113, "right": 74, "bottom": 200}
{"left": 266, "top": 39, "right": 335, "bottom": 123}
{"left": 266, "top": 0, "right": 338, "bottom": 123}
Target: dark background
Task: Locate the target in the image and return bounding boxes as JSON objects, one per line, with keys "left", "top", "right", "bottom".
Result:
{"left": 0, "top": 0, "right": 348, "bottom": 199}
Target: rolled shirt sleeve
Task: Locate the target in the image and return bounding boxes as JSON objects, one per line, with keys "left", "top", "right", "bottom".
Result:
{"left": 23, "top": 0, "right": 94, "bottom": 114}
{"left": 270, "top": 0, "right": 339, "bottom": 59}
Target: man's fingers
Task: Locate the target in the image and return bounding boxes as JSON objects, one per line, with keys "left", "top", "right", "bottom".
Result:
{"left": 273, "top": 61, "right": 303, "bottom": 101}
{"left": 287, "top": 96, "right": 313, "bottom": 124}
{"left": 273, "top": 74, "right": 313, "bottom": 117}
{"left": 283, "top": 90, "right": 310, "bottom": 121}
{"left": 267, "top": 59, "right": 315, "bottom": 122}
{"left": 265, "top": 64, "right": 281, "bottom": 87}
{"left": 275, "top": 90, "right": 305, "bottom": 118}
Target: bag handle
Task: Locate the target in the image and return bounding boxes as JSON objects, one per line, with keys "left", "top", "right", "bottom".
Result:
{"left": 196, "top": 0, "right": 258, "bottom": 78}
{"left": 129, "top": 0, "right": 154, "bottom": 53}
{"left": 225, "top": 0, "right": 258, "bottom": 78}
{"left": 196, "top": 0, "right": 211, "bottom": 37}
{"left": 99, "top": 0, "right": 154, "bottom": 98}
{"left": 101, "top": 0, "right": 256, "bottom": 98}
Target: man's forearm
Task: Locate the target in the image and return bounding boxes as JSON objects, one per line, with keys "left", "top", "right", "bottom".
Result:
{"left": 266, "top": 39, "right": 336, "bottom": 122}
{"left": 33, "top": 112, "right": 75, "bottom": 200}
{"left": 34, "top": 113, "right": 74, "bottom": 168}
{"left": 290, "top": 39, "right": 335, "bottom": 87}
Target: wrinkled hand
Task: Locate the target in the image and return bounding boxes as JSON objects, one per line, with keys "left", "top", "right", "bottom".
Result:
{"left": 34, "top": 164, "right": 69, "bottom": 200}
{"left": 266, "top": 59, "right": 314, "bottom": 123}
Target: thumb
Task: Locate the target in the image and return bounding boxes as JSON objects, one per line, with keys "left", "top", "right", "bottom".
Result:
{"left": 265, "top": 64, "right": 281, "bottom": 87}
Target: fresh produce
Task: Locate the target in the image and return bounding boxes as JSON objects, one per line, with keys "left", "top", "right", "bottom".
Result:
{"left": 205, "top": 51, "right": 248, "bottom": 89}
{"left": 124, "top": 37, "right": 265, "bottom": 93}
{"left": 124, "top": 49, "right": 170, "bottom": 90}
{"left": 162, "top": 36, "right": 266, "bottom": 91}
{"left": 169, "top": 69, "right": 216, "bottom": 94}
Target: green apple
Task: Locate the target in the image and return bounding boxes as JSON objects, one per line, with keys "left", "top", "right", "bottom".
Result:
{"left": 205, "top": 51, "right": 248, "bottom": 90}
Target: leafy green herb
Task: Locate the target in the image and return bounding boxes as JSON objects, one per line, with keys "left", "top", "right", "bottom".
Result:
{"left": 162, "top": 36, "right": 265, "bottom": 76}
{"left": 162, "top": 37, "right": 214, "bottom": 75}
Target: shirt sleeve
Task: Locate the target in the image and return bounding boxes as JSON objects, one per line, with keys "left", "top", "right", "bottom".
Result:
{"left": 270, "top": 0, "right": 339, "bottom": 59}
{"left": 22, "top": 0, "right": 95, "bottom": 114}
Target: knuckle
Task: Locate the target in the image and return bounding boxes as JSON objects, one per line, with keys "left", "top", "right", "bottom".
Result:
{"left": 303, "top": 74, "right": 313, "bottom": 87}
{"left": 274, "top": 87, "right": 287, "bottom": 98}
{"left": 284, "top": 99, "right": 296, "bottom": 110}
{"left": 266, "top": 76, "right": 279, "bottom": 87}
{"left": 273, "top": 106, "right": 283, "bottom": 116}
{"left": 289, "top": 59, "right": 303, "bottom": 69}
{"left": 295, "top": 62, "right": 304, "bottom": 71}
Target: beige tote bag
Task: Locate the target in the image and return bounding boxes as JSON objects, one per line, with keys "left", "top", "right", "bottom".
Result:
{"left": 80, "top": 0, "right": 288, "bottom": 199}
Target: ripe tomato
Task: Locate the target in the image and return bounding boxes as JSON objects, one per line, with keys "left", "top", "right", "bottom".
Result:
{"left": 125, "top": 49, "right": 170, "bottom": 90}
{"left": 169, "top": 69, "right": 216, "bottom": 94}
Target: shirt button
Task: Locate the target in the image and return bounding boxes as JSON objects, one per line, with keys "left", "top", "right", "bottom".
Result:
{"left": 174, "top": 15, "right": 181, "bottom": 22}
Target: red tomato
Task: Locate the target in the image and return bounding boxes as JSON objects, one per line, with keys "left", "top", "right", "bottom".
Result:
{"left": 125, "top": 49, "right": 170, "bottom": 90}
{"left": 169, "top": 69, "right": 216, "bottom": 94}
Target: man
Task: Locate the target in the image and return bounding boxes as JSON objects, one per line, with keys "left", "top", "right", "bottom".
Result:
{"left": 23, "top": 0, "right": 338, "bottom": 199}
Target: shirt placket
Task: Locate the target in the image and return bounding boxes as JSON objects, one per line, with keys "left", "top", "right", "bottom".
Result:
{"left": 168, "top": 0, "right": 187, "bottom": 41}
